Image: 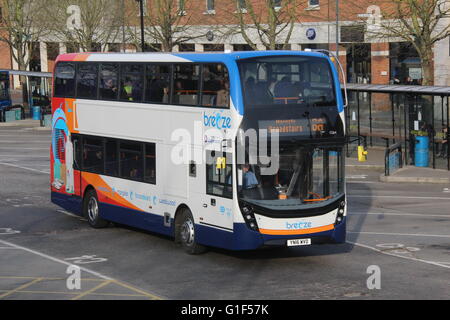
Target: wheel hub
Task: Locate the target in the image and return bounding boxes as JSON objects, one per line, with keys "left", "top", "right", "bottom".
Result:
{"left": 87, "top": 197, "right": 98, "bottom": 222}
{"left": 181, "top": 219, "right": 195, "bottom": 245}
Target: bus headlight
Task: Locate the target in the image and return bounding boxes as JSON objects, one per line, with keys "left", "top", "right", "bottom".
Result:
{"left": 335, "top": 200, "right": 346, "bottom": 225}
{"left": 239, "top": 203, "right": 259, "bottom": 232}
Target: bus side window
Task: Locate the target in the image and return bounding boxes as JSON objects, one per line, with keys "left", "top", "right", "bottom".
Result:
{"left": 76, "top": 64, "right": 98, "bottom": 99}
{"left": 119, "top": 141, "right": 143, "bottom": 181}
{"left": 119, "top": 64, "right": 143, "bottom": 102}
{"left": 55, "top": 63, "right": 75, "bottom": 97}
{"left": 83, "top": 137, "right": 104, "bottom": 174}
{"left": 145, "top": 64, "right": 171, "bottom": 104}
{"left": 201, "top": 64, "right": 230, "bottom": 108}
{"left": 144, "top": 143, "right": 156, "bottom": 184}
{"left": 206, "top": 151, "right": 233, "bottom": 199}
{"left": 72, "top": 135, "right": 81, "bottom": 170}
{"left": 105, "top": 139, "right": 119, "bottom": 176}
{"left": 99, "top": 63, "right": 119, "bottom": 100}
{"left": 173, "top": 64, "right": 200, "bottom": 106}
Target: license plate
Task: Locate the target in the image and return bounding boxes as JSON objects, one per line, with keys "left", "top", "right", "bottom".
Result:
{"left": 287, "top": 238, "right": 311, "bottom": 247}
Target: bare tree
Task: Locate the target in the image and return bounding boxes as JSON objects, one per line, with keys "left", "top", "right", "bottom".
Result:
{"left": 367, "top": 0, "right": 450, "bottom": 85}
{"left": 0, "top": 0, "right": 49, "bottom": 70}
{"left": 45, "top": 0, "right": 123, "bottom": 52}
{"left": 228, "top": 0, "right": 301, "bottom": 50}
{"left": 127, "top": 0, "right": 203, "bottom": 52}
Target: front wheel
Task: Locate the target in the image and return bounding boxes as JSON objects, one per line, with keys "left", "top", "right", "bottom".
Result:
{"left": 175, "top": 209, "right": 206, "bottom": 255}
{"left": 83, "top": 189, "right": 109, "bottom": 228}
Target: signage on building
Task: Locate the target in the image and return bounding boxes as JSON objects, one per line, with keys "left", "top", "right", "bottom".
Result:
{"left": 409, "top": 68, "right": 422, "bottom": 80}
{"left": 306, "top": 28, "right": 316, "bottom": 41}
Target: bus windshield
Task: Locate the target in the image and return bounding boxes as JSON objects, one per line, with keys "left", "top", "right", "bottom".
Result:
{"left": 238, "top": 144, "right": 344, "bottom": 211}
{"left": 238, "top": 55, "right": 336, "bottom": 107}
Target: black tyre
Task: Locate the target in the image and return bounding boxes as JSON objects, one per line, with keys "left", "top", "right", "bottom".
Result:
{"left": 175, "top": 208, "right": 206, "bottom": 255}
{"left": 83, "top": 189, "right": 109, "bottom": 228}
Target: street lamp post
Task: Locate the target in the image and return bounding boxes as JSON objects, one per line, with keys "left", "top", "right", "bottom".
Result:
{"left": 336, "top": 0, "right": 339, "bottom": 59}
{"left": 135, "top": 0, "right": 145, "bottom": 52}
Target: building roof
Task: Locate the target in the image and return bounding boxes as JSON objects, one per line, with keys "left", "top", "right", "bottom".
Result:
{"left": 0, "top": 69, "right": 52, "bottom": 78}
{"left": 346, "top": 83, "right": 450, "bottom": 96}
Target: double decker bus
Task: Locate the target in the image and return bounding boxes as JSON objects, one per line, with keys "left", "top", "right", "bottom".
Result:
{"left": 51, "top": 51, "right": 346, "bottom": 254}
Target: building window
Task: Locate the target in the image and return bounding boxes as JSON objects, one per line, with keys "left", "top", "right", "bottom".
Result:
{"left": 204, "top": 0, "right": 215, "bottom": 14}
{"left": 178, "top": 0, "right": 186, "bottom": 15}
{"left": 272, "top": 0, "right": 282, "bottom": 10}
{"left": 309, "top": 0, "right": 319, "bottom": 6}
{"left": 206, "top": 0, "right": 215, "bottom": 12}
{"left": 137, "top": 0, "right": 148, "bottom": 16}
{"left": 236, "top": 0, "right": 247, "bottom": 13}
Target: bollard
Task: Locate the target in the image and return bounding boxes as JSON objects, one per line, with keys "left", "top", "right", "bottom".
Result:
{"left": 358, "top": 145, "right": 368, "bottom": 162}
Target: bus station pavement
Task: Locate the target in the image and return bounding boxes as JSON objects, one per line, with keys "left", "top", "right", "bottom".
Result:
{"left": 346, "top": 147, "right": 450, "bottom": 184}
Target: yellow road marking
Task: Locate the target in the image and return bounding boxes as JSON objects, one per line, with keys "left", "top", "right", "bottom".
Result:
{"left": 111, "top": 280, "right": 163, "bottom": 300}
{"left": 0, "top": 278, "right": 43, "bottom": 299}
{"left": 0, "top": 276, "right": 163, "bottom": 300}
{"left": 0, "top": 289, "right": 150, "bottom": 298}
{"left": 71, "top": 280, "right": 113, "bottom": 300}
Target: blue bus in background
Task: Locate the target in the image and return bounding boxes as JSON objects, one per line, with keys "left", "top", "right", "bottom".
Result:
{"left": 0, "top": 71, "right": 12, "bottom": 110}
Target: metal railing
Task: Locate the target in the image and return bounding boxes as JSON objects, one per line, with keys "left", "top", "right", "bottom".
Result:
{"left": 385, "top": 143, "right": 403, "bottom": 176}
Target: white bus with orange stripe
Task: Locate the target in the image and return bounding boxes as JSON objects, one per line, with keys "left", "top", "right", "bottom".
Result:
{"left": 51, "top": 51, "right": 346, "bottom": 253}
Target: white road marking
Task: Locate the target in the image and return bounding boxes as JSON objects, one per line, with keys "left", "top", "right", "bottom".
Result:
{"left": 0, "top": 155, "right": 49, "bottom": 158}
{"left": 349, "top": 195, "right": 450, "bottom": 201}
{"left": 348, "top": 240, "right": 450, "bottom": 270}
{"left": 349, "top": 212, "right": 450, "bottom": 218}
{"left": 0, "top": 239, "right": 112, "bottom": 280}
{"left": 348, "top": 231, "right": 450, "bottom": 238}
{"left": 57, "top": 210, "right": 87, "bottom": 221}
{"left": 0, "top": 162, "right": 49, "bottom": 174}
{"left": 0, "top": 228, "right": 21, "bottom": 235}
{"left": 346, "top": 175, "right": 368, "bottom": 179}
{"left": 347, "top": 181, "right": 378, "bottom": 184}
{"left": 0, "top": 147, "right": 48, "bottom": 150}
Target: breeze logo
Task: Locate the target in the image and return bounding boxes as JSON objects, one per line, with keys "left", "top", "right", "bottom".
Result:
{"left": 286, "top": 222, "right": 312, "bottom": 230}
{"left": 203, "top": 112, "right": 231, "bottom": 129}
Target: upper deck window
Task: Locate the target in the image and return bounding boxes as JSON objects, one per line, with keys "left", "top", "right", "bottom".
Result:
{"left": 120, "top": 64, "right": 144, "bottom": 102}
{"left": 54, "top": 63, "right": 76, "bottom": 97}
{"left": 145, "top": 64, "right": 171, "bottom": 104}
{"left": 202, "top": 64, "right": 230, "bottom": 108}
{"left": 238, "top": 56, "right": 336, "bottom": 107}
{"left": 99, "top": 63, "right": 119, "bottom": 100}
{"left": 173, "top": 64, "right": 200, "bottom": 106}
{"left": 76, "top": 64, "right": 98, "bottom": 99}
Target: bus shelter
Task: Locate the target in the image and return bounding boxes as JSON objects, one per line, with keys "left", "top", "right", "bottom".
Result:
{"left": 345, "top": 84, "right": 450, "bottom": 171}
{"left": 0, "top": 69, "right": 52, "bottom": 121}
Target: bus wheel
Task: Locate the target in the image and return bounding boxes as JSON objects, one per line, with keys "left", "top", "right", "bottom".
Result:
{"left": 83, "top": 189, "right": 109, "bottom": 228}
{"left": 176, "top": 209, "right": 206, "bottom": 255}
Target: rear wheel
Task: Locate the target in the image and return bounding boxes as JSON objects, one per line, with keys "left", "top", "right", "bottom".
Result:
{"left": 175, "top": 208, "right": 206, "bottom": 255}
{"left": 83, "top": 189, "right": 109, "bottom": 228}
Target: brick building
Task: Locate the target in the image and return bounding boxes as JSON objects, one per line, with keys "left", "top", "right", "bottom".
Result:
{"left": 1, "top": 0, "right": 449, "bottom": 87}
